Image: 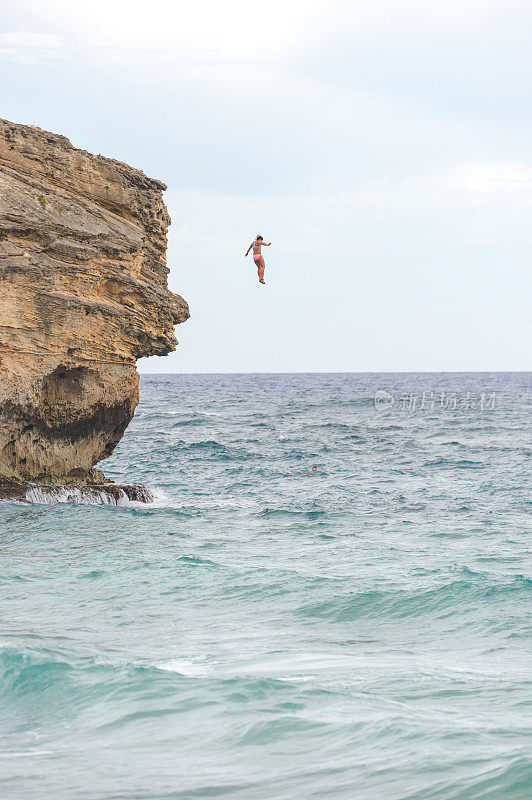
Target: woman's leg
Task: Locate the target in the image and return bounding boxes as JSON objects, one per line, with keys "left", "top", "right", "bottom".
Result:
{"left": 258, "top": 256, "right": 266, "bottom": 283}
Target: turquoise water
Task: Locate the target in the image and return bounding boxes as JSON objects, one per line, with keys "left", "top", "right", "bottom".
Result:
{"left": 1, "top": 373, "right": 531, "bottom": 799}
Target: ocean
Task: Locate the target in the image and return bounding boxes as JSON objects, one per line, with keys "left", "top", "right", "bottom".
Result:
{"left": 1, "top": 372, "right": 531, "bottom": 800}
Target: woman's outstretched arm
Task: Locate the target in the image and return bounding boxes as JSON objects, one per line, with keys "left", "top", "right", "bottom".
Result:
{"left": 245, "top": 242, "right": 254, "bottom": 256}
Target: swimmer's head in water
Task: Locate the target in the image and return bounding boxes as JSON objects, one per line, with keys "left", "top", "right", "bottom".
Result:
{"left": 256, "top": 235, "right": 263, "bottom": 241}
{"left": 312, "top": 466, "right": 318, "bottom": 471}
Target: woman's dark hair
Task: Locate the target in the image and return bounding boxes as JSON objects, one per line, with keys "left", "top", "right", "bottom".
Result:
{"left": 256, "top": 235, "right": 263, "bottom": 240}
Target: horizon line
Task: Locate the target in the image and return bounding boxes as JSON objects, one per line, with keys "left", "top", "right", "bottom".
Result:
{"left": 138, "top": 370, "right": 532, "bottom": 376}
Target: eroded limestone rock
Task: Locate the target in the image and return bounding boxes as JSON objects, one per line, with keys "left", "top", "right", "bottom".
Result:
{"left": 0, "top": 119, "right": 189, "bottom": 485}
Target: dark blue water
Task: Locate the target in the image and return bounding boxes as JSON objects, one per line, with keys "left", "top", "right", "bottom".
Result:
{"left": 1, "top": 373, "right": 531, "bottom": 799}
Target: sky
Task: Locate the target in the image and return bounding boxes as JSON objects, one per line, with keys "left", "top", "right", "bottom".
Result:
{"left": 1, "top": 0, "right": 531, "bottom": 372}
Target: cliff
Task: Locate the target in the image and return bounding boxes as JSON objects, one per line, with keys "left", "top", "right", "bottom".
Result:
{"left": 0, "top": 118, "right": 189, "bottom": 488}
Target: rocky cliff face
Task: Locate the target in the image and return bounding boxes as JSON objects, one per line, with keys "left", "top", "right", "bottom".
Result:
{"left": 0, "top": 119, "right": 189, "bottom": 486}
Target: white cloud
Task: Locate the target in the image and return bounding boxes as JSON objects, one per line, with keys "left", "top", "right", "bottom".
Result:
{"left": 0, "top": 32, "right": 62, "bottom": 64}
{"left": 441, "top": 164, "right": 532, "bottom": 193}
{"left": 14, "top": 0, "right": 329, "bottom": 63}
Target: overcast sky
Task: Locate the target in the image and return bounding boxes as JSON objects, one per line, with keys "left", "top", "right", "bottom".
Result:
{"left": 2, "top": 0, "right": 531, "bottom": 372}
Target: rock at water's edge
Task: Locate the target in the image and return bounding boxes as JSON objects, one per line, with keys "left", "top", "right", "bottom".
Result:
{"left": 0, "top": 119, "right": 189, "bottom": 486}
{"left": 0, "top": 482, "right": 156, "bottom": 505}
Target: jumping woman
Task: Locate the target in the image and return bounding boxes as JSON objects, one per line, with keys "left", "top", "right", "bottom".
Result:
{"left": 245, "top": 235, "right": 271, "bottom": 284}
